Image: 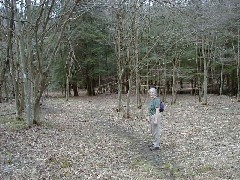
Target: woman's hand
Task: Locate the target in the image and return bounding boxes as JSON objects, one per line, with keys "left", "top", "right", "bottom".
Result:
{"left": 153, "top": 108, "right": 160, "bottom": 124}
{"left": 146, "top": 116, "right": 150, "bottom": 123}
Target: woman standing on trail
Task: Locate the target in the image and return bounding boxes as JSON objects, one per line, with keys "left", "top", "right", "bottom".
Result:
{"left": 147, "top": 87, "right": 161, "bottom": 151}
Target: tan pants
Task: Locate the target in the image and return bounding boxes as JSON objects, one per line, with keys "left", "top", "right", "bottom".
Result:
{"left": 150, "top": 114, "right": 161, "bottom": 147}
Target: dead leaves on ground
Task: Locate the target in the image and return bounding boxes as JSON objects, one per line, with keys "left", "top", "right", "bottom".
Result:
{"left": 0, "top": 94, "right": 239, "bottom": 179}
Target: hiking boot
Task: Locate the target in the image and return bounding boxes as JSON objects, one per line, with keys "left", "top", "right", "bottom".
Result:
{"left": 148, "top": 143, "right": 160, "bottom": 148}
{"left": 149, "top": 146, "right": 160, "bottom": 151}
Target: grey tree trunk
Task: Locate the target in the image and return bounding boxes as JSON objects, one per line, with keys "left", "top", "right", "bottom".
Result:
{"left": 0, "top": 76, "right": 2, "bottom": 104}
{"left": 171, "top": 58, "right": 177, "bottom": 104}
{"left": 115, "top": 19, "right": 123, "bottom": 111}
{"left": 6, "top": 0, "right": 24, "bottom": 119}
{"left": 0, "top": 16, "right": 3, "bottom": 103}
{"left": 220, "top": 60, "right": 224, "bottom": 96}
{"left": 125, "top": 43, "right": 131, "bottom": 118}
{"left": 163, "top": 57, "right": 167, "bottom": 102}
{"left": 135, "top": 27, "right": 141, "bottom": 109}
{"left": 219, "top": 50, "right": 224, "bottom": 96}
{"left": 0, "top": 73, "right": 2, "bottom": 103}
{"left": 66, "top": 75, "right": 70, "bottom": 101}
{"left": 14, "top": 1, "right": 33, "bottom": 125}
{"left": 196, "top": 36, "right": 202, "bottom": 102}
{"left": 114, "top": 2, "right": 128, "bottom": 112}
{"left": 132, "top": 0, "right": 141, "bottom": 109}
{"left": 126, "top": 74, "right": 132, "bottom": 118}
{"left": 202, "top": 36, "right": 208, "bottom": 105}
{"left": 237, "top": 25, "right": 240, "bottom": 102}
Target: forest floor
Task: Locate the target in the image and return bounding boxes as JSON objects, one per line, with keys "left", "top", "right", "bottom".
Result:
{"left": 0, "top": 93, "right": 239, "bottom": 180}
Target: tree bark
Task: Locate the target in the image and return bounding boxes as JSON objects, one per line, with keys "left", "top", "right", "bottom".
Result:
{"left": 220, "top": 61, "right": 224, "bottom": 96}
{"left": 171, "top": 58, "right": 177, "bottom": 104}
{"left": 66, "top": 74, "right": 70, "bottom": 101}
{"left": 0, "top": 17, "right": 3, "bottom": 103}
{"left": 237, "top": 24, "right": 240, "bottom": 101}
{"left": 219, "top": 49, "right": 224, "bottom": 96}
{"left": 202, "top": 36, "right": 208, "bottom": 105}
{"left": 132, "top": 0, "right": 141, "bottom": 109}
{"left": 163, "top": 58, "right": 167, "bottom": 101}
{"left": 196, "top": 36, "right": 202, "bottom": 102}
{"left": 126, "top": 74, "right": 132, "bottom": 118}
{"left": 115, "top": 6, "right": 125, "bottom": 112}
{"left": 14, "top": 1, "right": 33, "bottom": 125}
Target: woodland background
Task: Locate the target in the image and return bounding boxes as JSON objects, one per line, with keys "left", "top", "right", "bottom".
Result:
{"left": 0, "top": 0, "right": 239, "bottom": 179}
{"left": 0, "top": 0, "right": 239, "bottom": 124}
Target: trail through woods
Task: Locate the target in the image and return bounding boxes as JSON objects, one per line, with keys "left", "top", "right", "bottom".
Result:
{"left": 0, "top": 93, "right": 239, "bottom": 179}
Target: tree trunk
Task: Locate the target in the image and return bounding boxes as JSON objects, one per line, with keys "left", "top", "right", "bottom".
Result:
{"left": 66, "top": 38, "right": 78, "bottom": 99}
{"left": 219, "top": 50, "right": 224, "bottom": 96}
{"left": 172, "top": 58, "right": 177, "bottom": 104}
{"left": 26, "top": 0, "right": 35, "bottom": 125}
{"left": 33, "top": 98, "right": 41, "bottom": 124}
{"left": 72, "top": 83, "right": 78, "bottom": 96}
{"left": 125, "top": 39, "right": 131, "bottom": 118}
{"left": 126, "top": 74, "right": 132, "bottom": 118}
{"left": 132, "top": 0, "right": 141, "bottom": 109}
{"left": 231, "top": 69, "right": 237, "bottom": 95}
{"left": 7, "top": 0, "right": 24, "bottom": 120}
{"left": 33, "top": 77, "right": 47, "bottom": 124}
{"left": 237, "top": 25, "right": 240, "bottom": 101}
{"left": 66, "top": 75, "right": 70, "bottom": 101}
{"left": 14, "top": 2, "right": 33, "bottom": 125}
{"left": 115, "top": 7, "right": 124, "bottom": 112}
{"left": 0, "top": 44, "right": 3, "bottom": 103}
{"left": 196, "top": 37, "right": 202, "bottom": 102}
{"left": 202, "top": 36, "right": 208, "bottom": 105}
{"left": 86, "top": 74, "right": 95, "bottom": 96}
{"left": 163, "top": 57, "right": 167, "bottom": 101}
{"left": 220, "top": 62, "right": 224, "bottom": 96}
{"left": 135, "top": 50, "right": 141, "bottom": 108}
{"left": 1, "top": 1, "right": 12, "bottom": 102}
{"left": 0, "top": 13, "right": 3, "bottom": 103}
{"left": 117, "top": 77, "right": 123, "bottom": 111}
{"left": 203, "top": 58, "right": 208, "bottom": 105}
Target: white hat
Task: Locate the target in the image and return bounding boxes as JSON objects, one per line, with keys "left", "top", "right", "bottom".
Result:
{"left": 148, "top": 87, "right": 157, "bottom": 95}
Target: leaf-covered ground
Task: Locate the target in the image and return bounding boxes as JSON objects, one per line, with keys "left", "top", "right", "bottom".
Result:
{"left": 0, "top": 93, "right": 239, "bottom": 179}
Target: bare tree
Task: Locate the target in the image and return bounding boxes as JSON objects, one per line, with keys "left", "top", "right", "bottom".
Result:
{"left": 237, "top": 23, "right": 240, "bottom": 101}
{"left": 113, "top": 0, "right": 127, "bottom": 112}
{"left": 0, "top": 15, "right": 4, "bottom": 103}
{"left": 13, "top": 0, "right": 79, "bottom": 126}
